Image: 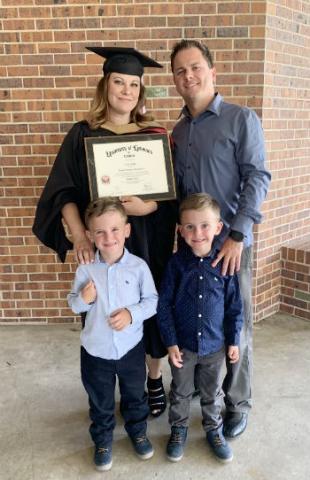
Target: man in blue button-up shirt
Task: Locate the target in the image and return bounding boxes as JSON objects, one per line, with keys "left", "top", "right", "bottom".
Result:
{"left": 170, "top": 39, "right": 271, "bottom": 439}
{"left": 157, "top": 194, "right": 243, "bottom": 463}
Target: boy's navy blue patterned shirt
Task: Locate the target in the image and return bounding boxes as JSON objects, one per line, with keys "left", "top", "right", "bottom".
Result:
{"left": 157, "top": 245, "right": 243, "bottom": 356}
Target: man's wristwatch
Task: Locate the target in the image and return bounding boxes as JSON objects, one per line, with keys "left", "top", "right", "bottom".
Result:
{"left": 229, "top": 230, "right": 244, "bottom": 242}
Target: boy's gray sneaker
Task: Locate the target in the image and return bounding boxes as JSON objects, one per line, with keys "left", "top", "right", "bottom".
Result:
{"left": 207, "top": 426, "right": 233, "bottom": 463}
{"left": 166, "top": 426, "right": 188, "bottom": 462}
{"left": 130, "top": 434, "right": 154, "bottom": 460}
{"left": 94, "top": 444, "right": 113, "bottom": 471}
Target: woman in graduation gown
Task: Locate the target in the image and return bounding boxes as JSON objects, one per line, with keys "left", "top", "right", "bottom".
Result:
{"left": 33, "top": 47, "right": 177, "bottom": 417}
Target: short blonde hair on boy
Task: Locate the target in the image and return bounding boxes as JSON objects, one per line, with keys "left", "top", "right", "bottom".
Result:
{"left": 85, "top": 197, "right": 128, "bottom": 228}
{"left": 179, "top": 193, "right": 221, "bottom": 222}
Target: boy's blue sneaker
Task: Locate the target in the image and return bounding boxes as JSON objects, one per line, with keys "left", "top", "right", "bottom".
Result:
{"left": 166, "top": 426, "right": 188, "bottom": 462}
{"left": 207, "top": 426, "right": 233, "bottom": 463}
{"left": 94, "top": 444, "right": 113, "bottom": 471}
{"left": 130, "top": 434, "right": 154, "bottom": 460}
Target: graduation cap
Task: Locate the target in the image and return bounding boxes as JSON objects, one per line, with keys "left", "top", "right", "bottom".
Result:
{"left": 86, "top": 46, "right": 163, "bottom": 77}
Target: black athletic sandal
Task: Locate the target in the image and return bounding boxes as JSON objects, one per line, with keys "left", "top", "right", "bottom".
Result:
{"left": 147, "top": 375, "right": 167, "bottom": 417}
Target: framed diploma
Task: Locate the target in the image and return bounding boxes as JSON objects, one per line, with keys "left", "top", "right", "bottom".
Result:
{"left": 84, "top": 133, "right": 176, "bottom": 201}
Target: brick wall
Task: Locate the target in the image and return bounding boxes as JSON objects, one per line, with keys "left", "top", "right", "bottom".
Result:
{"left": 281, "top": 241, "right": 310, "bottom": 320}
{"left": 0, "top": 0, "right": 309, "bottom": 324}
{"left": 253, "top": 0, "right": 310, "bottom": 321}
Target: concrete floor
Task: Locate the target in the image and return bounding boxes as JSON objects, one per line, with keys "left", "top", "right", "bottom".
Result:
{"left": 0, "top": 313, "right": 309, "bottom": 480}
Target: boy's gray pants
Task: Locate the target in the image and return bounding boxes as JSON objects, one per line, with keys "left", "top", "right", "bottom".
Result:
{"left": 169, "top": 347, "right": 225, "bottom": 432}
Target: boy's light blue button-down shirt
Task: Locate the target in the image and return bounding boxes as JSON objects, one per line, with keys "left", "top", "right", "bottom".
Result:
{"left": 68, "top": 249, "right": 158, "bottom": 360}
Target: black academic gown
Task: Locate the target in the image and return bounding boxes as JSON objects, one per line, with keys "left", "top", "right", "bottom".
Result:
{"left": 32, "top": 120, "right": 177, "bottom": 289}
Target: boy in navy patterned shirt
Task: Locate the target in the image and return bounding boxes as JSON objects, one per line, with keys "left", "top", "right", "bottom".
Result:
{"left": 157, "top": 193, "right": 243, "bottom": 464}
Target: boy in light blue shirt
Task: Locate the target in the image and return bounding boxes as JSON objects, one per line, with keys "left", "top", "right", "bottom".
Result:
{"left": 68, "top": 198, "right": 158, "bottom": 471}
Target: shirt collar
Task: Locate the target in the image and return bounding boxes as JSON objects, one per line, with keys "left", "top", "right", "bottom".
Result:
{"left": 180, "top": 243, "right": 218, "bottom": 262}
{"left": 96, "top": 247, "right": 129, "bottom": 265}
{"left": 180, "top": 92, "right": 223, "bottom": 120}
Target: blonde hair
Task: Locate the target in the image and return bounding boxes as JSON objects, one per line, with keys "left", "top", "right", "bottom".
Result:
{"left": 86, "top": 74, "right": 153, "bottom": 129}
{"left": 85, "top": 197, "right": 127, "bottom": 228}
{"left": 179, "top": 193, "right": 221, "bottom": 222}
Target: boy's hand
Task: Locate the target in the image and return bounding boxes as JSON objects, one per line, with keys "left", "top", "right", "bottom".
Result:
{"left": 108, "top": 308, "right": 132, "bottom": 331}
{"left": 227, "top": 345, "right": 239, "bottom": 364}
{"left": 168, "top": 345, "right": 183, "bottom": 368}
{"left": 81, "top": 280, "right": 97, "bottom": 304}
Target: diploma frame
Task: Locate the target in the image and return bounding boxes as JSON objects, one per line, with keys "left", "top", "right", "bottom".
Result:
{"left": 85, "top": 133, "right": 176, "bottom": 201}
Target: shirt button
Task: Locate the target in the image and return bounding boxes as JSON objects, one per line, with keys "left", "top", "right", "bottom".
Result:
{"left": 199, "top": 295, "right": 202, "bottom": 299}
{"left": 198, "top": 332, "right": 201, "bottom": 336}
{"left": 200, "top": 258, "right": 203, "bottom": 262}
{"left": 198, "top": 314, "right": 202, "bottom": 318}
{"left": 199, "top": 276, "right": 203, "bottom": 280}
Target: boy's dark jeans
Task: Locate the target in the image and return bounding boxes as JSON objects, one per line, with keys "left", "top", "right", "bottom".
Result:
{"left": 81, "top": 340, "right": 149, "bottom": 446}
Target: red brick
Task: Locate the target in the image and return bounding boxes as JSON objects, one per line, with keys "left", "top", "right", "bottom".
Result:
{"left": 118, "top": 4, "right": 149, "bottom": 15}
{"left": 152, "top": 4, "right": 182, "bottom": 15}
{"left": 219, "top": 3, "right": 250, "bottom": 14}
{"left": 294, "top": 309, "right": 310, "bottom": 321}
{"left": 101, "top": 16, "right": 134, "bottom": 28}
{"left": 279, "top": 304, "right": 294, "bottom": 315}
{"left": 52, "top": 6, "right": 84, "bottom": 18}
{"left": 3, "top": 19, "right": 35, "bottom": 30}
{"left": 54, "top": 31, "right": 86, "bottom": 42}
{"left": 168, "top": 16, "right": 199, "bottom": 27}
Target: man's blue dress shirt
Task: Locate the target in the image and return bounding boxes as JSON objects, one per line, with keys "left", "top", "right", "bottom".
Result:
{"left": 172, "top": 93, "right": 271, "bottom": 248}
{"left": 68, "top": 249, "right": 158, "bottom": 360}
{"left": 157, "top": 246, "right": 243, "bottom": 357}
